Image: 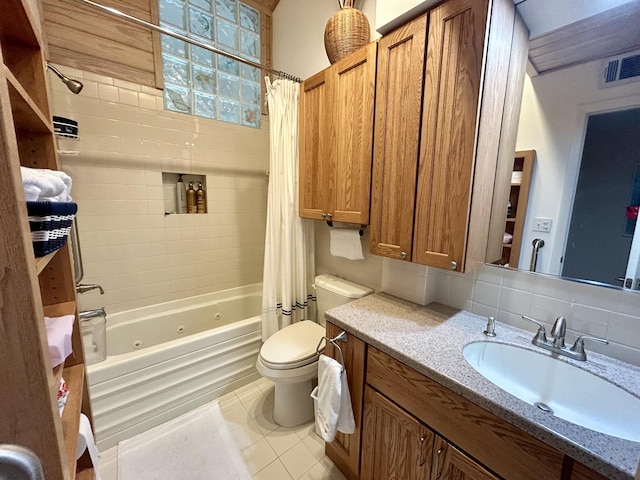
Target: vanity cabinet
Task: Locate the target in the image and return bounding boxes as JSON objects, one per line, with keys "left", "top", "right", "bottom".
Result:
{"left": 325, "top": 319, "right": 619, "bottom": 480}
{"left": 324, "top": 321, "right": 367, "bottom": 480}
{"left": 0, "top": 1, "right": 94, "bottom": 478}
{"left": 299, "top": 43, "right": 377, "bottom": 225}
{"left": 370, "top": 0, "right": 529, "bottom": 271}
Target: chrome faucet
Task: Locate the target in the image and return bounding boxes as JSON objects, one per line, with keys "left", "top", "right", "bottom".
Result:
{"left": 521, "top": 315, "right": 608, "bottom": 361}
{"left": 76, "top": 283, "right": 104, "bottom": 295}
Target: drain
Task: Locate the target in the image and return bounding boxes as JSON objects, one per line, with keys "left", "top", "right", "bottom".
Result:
{"left": 132, "top": 340, "right": 143, "bottom": 349}
{"left": 534, "top": 402, "right": 554, "bottom": 414}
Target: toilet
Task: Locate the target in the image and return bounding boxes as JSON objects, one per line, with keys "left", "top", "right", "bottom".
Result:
{"left": 256, "top": 274, "right": 372, "bottom": 427}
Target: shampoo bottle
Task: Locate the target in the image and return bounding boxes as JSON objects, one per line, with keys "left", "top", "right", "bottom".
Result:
{"left": 176, "top": 174, "right": 187, "bottom": 214}
{"left": 186, "top": 181, "right": 197, "bottom": 213}
{"left": 196, "top": 181, "right": 206, "bottom": 213}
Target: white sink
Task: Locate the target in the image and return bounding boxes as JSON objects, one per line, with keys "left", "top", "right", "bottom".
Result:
{"left": 462, "top": 341, "right": 640, "bottom": 442}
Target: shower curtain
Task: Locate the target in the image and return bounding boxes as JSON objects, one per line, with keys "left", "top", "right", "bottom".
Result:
{"left": 261, "top": 77, "right": 315, "bottom": 341}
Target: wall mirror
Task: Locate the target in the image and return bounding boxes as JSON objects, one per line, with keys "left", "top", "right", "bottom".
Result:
{"left": 485, "top": 0, "right": 640, "bottom": 293}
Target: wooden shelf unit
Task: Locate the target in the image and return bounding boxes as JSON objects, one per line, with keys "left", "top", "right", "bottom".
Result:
{"left": 0, "top": 0, "right": 94, "bottom": 478}
{"left": 496, "top": 150, "right": 535, "bottom": 267}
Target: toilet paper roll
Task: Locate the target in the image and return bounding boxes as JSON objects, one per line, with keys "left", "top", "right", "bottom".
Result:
{"left": 329, "top": 229, "right": 364, "bottom": 260}
{"left": 76, "top": 413, "right": 102, "bottom": 480}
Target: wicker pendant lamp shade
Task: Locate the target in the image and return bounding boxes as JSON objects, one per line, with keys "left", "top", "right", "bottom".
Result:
{"left": 324, "top": 1, "right": 370, "bottom": 64}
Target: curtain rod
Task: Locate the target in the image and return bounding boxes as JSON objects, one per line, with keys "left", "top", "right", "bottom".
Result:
{"left": 68, "top": 0, "right": 302, "bottom": 83}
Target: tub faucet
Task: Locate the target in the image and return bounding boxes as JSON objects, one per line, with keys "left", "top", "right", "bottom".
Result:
{"left": 76, "top": 283, "right": 104, "bottom": 295}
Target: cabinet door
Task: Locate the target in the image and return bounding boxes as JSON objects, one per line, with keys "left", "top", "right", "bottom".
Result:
{"left": 324, "top": 322, "right": 366, "bottom": 480}
{"left": 299, "top": 69, "right": 331, "bottom": 220}
{"left": 370, "top": 14, "right": 427, "bottom": 261}
{"left": 432, "top": 436, "right": 500, "bottom": 480}
{"left": 330, "top": 42, "right": 377, "bottom": 224}
{"left": 412, "top": 0, "right": 488, "bottom": 270}
{"left": 361, "top": 386, "right": 434, "bottom": 480}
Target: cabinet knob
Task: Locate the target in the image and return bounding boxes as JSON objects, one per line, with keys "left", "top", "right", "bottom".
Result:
{"left": 449, "top": 261, "right": 457, "bottom": 270}
{"left": 400, "top": 251, "right": 407, "bottom": 260}
{"left": 321, "top": 213, "right": 327, "bottom": 218}
{"left": 326, "top": 213, "right": 333, "bottom": 218}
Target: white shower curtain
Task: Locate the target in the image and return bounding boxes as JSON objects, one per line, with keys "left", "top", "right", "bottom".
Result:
{"left": 261, "top": 77, "right": 315, "bottom": 341}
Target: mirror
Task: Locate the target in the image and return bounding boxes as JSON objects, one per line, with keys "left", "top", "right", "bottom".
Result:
{"left": 487, "top": 6, "right": 640, "bottom": 292}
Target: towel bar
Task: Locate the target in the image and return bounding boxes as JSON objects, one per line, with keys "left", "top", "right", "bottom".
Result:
{"left": 315, "top": 331, "right": 347, "bottom": 372}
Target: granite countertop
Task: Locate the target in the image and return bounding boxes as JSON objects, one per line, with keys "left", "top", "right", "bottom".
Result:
{"left": 325, "top": 293, "right": 640, "bottom": 480}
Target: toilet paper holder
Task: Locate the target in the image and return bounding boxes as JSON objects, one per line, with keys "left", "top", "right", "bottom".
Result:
{"left": 315, "top": 331, "right": 347, "bottom": 372}
{"left": 326, "top": 222, "right": 365, "bottom": 237}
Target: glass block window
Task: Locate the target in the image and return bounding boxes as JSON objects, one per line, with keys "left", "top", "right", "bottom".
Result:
{"left": 159, "top": 0, "right": 262, "bottom": 128}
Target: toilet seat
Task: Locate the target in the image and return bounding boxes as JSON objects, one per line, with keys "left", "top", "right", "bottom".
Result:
{"left": 259, "top": 320, "right": 325, "bottom": 370}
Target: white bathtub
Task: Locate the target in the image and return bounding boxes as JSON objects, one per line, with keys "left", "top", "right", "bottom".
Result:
{"left": 87, "top": 284, "right": 263, "bottom": 450}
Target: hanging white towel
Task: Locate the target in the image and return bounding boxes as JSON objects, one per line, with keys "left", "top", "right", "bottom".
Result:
{"left": 312, "top": 354, "right": 355, "bottom": 442}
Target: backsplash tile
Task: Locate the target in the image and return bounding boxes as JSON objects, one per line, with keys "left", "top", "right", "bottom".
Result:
{"left": 434, "top": 265, "right": 640, "bottom": 366}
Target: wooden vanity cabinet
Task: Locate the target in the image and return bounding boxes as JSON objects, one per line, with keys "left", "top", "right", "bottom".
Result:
{"left": 324, "top": 321, "right": 367, "bottom": 480}
{"left": 370, "top": 0, "right": 529, "bottom": 272}
{"left": 361, "top": 386, "right": 500, "bottom": 480}
{"left": 0, "top": 1, "right": 93, "bottom": 478}
{"left": 299, "top": 43, "right": 377, "bottom": 225}
{"left": 361, "top": 386, "right": 435, "bottom": 480}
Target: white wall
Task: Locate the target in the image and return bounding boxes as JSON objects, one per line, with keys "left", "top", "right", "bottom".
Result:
{"left": 273, "top": 0, "right": 378, "bottom": 81}
{"left": 51, "top": 67, "right": 268, "bottom": 314}
{"left": 515, "top": 59, "right": 640, "bottom": 273}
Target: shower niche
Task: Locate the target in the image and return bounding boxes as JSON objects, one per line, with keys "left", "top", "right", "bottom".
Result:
{"left": 162, "top": 172, "right": 208, "bottom": 214}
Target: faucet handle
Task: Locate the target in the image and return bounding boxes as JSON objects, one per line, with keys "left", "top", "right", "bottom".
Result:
{"left": 569, "top": 335, "right": 609, "bottom": 361}
{"left": 521, "top": 315, "right": 548, "bottom": 344}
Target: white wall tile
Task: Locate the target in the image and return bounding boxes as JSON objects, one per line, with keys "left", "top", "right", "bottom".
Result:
{"left": 55, "top": 69, "right": 268, "bottom": 314}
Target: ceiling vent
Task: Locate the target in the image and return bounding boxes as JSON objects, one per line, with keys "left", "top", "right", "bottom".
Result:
{"left": 599, "top": 50, "right": 640, "bottom": 88}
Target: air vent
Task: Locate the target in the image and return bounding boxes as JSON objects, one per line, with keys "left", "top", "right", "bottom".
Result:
{"left": 599, "top": 50, "right": 640, "bottom": 88}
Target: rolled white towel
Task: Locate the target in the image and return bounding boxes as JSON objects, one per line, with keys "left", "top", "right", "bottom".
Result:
{"left": 20, "top": 166, "right": 72, "bottom": 202}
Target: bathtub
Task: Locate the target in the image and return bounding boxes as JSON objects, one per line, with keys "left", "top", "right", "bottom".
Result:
{"left": 87, "top": 284, "right": 263, "bottom": 450}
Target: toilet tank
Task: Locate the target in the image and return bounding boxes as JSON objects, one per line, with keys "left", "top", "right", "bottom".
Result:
{"left": 314, "top": 274, "right": 373, "bottom": 326}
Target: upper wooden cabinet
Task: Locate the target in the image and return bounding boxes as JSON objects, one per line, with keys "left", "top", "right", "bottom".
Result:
{"left": 370, "top": 0, "right": 529, "bottom": 271}
{"left": 369, "top": 15, "right": 427, "bottom": 260}
{"left": 299, "top": 43, "right": 377, "bottom": 225}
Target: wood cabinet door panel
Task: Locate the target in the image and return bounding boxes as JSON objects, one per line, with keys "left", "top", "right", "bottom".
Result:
{"left": 433, "top": 436, "right": 500, "bottom": 480}
{"left": 361, "top": 386, "right": 434, "bottom": 480}
{"left": 331, "top": 42, "right": 377, "bottom": 224}
{"left": 413, "top": 0, "right": 488, "bottom": 270}
{"left": 325, "top": 322, "right": 366, "bottom": 480}
{"left": 299, "top": 69, "right": 331, "bottom": 220}
{"left": 370, "top": 14, "right": 427, "bottom": 260}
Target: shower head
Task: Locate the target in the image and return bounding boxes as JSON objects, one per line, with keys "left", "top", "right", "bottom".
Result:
{"left": 46, "top": 63, "right": 84, "bottom": 94}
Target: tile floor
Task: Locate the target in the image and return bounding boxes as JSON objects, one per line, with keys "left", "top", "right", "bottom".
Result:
{"left": 98, "top": 377, "right": 348, "bottom": 480}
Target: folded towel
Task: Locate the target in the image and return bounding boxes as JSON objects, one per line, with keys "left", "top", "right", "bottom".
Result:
{"left": 20, "top": 166, "right": 72, "bottom": 202}
{"left": 313, "top": 354, "right": 356, "bottom": 442}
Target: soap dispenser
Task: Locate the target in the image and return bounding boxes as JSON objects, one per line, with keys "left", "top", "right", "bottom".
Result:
{"left": 186, "top": 181, "right": 197, "bottom": 213}
{"left": 196, "top": 181, "right": 206, "bottom": 213}
{"left": 176, "top": 174, "right": 187, "bottom": 214}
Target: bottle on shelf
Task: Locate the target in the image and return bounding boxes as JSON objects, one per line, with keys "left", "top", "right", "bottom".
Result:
{"left": 186, "top": 181, "right": 197, "bottom": 213}
{"left": 176, "top": 174, "right": 187, "bottom": 214}
{"left": 196, "top": 181, "right": 206, "bottom": 214}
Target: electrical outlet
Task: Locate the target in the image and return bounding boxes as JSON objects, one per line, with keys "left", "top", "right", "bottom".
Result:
{"left": 533, "top": 217, "right": 552, "bottom": 232}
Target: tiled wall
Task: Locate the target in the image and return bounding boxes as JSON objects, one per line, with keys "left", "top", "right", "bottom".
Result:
{"left": 50, "top": 66, "right": 269, "bottom": 314}
{"left": 433, "top": 266, "right": 640, "bottom": 366}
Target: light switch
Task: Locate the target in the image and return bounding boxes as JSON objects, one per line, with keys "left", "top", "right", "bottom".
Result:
{"left": 533, "top": 217, "right": 552, "bottom": 232}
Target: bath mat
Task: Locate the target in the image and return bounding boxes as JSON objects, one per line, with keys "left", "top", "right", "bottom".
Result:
{"left": 118, "top": 401, "right": 251, "bottom": 480}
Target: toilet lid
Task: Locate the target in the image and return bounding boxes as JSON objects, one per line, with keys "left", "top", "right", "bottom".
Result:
{"left": 260, "top": 320, "right": 325, "bottom": 369}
